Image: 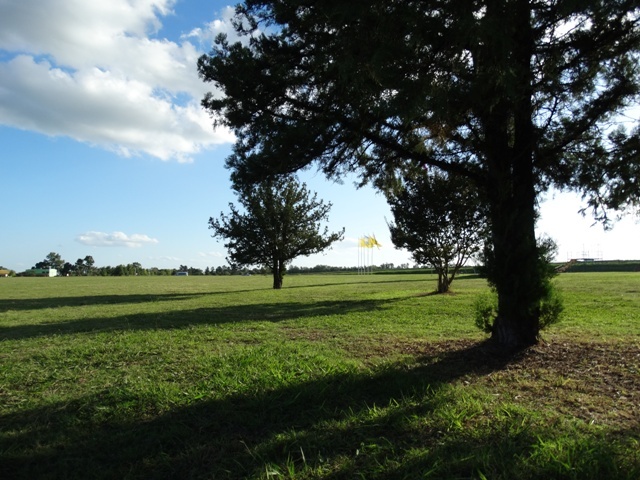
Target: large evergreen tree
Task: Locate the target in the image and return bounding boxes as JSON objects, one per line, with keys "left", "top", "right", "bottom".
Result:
{"left": 199, "top": 1, "right": 640, "bottom": 350}
{"left": 209, "top": 175, "right": 344, "bottom": 289}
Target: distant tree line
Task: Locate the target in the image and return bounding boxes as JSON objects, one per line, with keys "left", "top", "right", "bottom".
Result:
{"left": 287, "top": 263, "right": 414, "bottom": 274}
{"left": 10, "top": 252, "right": 428, "bottom": 278}
{"left": 16, "top": 253, "right": 184, "bottom": 277}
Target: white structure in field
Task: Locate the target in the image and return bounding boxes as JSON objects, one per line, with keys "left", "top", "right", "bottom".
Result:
{"left": 30, "top": 268, "right": 58, "bottom": 277}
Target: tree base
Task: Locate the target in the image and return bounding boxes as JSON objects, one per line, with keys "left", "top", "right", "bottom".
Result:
{"left": 489, "top": 327, "right": 539, "bottom": 356}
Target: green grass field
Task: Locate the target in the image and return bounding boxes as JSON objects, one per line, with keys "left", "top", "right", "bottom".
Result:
{"left": 1, "top": 273, "right": 638, "bottom": 479}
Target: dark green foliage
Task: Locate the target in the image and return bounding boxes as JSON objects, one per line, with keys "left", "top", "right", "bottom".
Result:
{"left": 475, "top": 285, "right": 563, "bottom": 334}
{"left": 386, "top": 170, "right": 488, "bottom": 293}
{"left": 199, "top": 1, "right": 640, "bottom": 350}
{"left": 474, "top": 291, "right": 499, "bottom": 334}
{"left": 33, "top": 251, "right": 64, "bottom": 270}
{"left": 209, "top": 175, "right": 344, "bottom": 289}
{"left": 73, "top": 255, "right": 96, "bottom": 276}
{"left": 61, "top": 262, "right": 74, "bottom": 276}
{"left": 478, "top": 237, "right": 563, "bottom": 334}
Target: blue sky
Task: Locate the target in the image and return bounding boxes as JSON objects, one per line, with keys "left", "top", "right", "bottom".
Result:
{"left": 0, "top": 0, "right": 638, "bottom": 272}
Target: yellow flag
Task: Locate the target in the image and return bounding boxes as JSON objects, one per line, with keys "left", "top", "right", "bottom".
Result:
{"left": 359, "top": 235, "right": 381, "bottom": 248}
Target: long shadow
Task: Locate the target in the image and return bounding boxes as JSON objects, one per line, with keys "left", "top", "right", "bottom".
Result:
{"left": 286, "top": 277, "right": 446, "bottom": 289}
{"left": 0, "top": 298, "right": 395, "bottom": 341}
{"left": 2, "top": 342, "right": 633, "bottom": 479}
{"left": 288, "top": 274, "right": 487, "bottom": 292}
{"left": 0, "top": 293, "right": 206, "bottom": 312}
{"left": 449, "top": 273, "right": 485, "bottom": 281}
{"left": 0, "top": 343, "right": 506, "bottom": 479}
{"left": 0, "top": 275, "right": 469, "bottom": 313}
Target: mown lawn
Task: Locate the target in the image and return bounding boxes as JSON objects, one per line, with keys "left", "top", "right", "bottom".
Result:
{"left": 0, "top": 272, "right": 638, "bottom": 479}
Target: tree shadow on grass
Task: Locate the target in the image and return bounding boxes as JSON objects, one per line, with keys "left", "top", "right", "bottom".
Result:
{"left": 0, "top": 293, "right": 207, "bottom": 312}
{"left": 0, "top": 275, "right": 460, "bottom": 313}
{"left": 0, "top": 298, "right": 394, "bottom": 341}
{"left": 286, "top": 277, "right": 447, "bottom": 289}
{"left": 2, "top": 341, "right": 636, "bottom": 479}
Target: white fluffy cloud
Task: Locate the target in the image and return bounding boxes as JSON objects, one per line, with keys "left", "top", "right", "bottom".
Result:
{"left": 0, "top": 0, "right": 235, "bottom": 162}
{"left": 76, "top": 231, "right": 159, "bottom": 248}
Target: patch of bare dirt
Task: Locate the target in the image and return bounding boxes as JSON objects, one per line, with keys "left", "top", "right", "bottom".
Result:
{"left": 345, "top": 338, "right": 640, "bottom": 428}
{"left": 489, "top": 340, "right": 640, "bottom": 427}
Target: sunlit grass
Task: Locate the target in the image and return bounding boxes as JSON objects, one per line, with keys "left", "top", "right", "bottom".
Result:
{"left": 0, "top": 272, "right": 638, "bottom": 479}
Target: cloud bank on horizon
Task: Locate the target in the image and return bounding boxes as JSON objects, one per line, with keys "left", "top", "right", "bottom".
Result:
{"left": 0, "top": 0, "right": 236, "bottom": 162}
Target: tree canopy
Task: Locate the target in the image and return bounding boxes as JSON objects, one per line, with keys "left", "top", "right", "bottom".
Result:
{"left": 34, "top": 252, "right": 65, "bottom": 271}
{"left": 209, "top": 175, "right": 344, "bottom": 289}
{"left": 199, "top": 0, "right": 640, "bottom": 350}
{"left": 386, "top": 171, "right": 488, "bottom": 294}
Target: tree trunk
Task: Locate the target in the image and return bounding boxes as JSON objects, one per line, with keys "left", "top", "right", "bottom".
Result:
{"left": 436, "top": 268, "right": 451, "bottom": 294}
{"left": 437, "top": 273, "right": 447, "bottom": 294}
{"left": 486, "top": 129, "right": 542, "bottom": 351}
{"left": 482, "top": 0, "right": 541, "bottom": 353}
{"left": 488, "top": 190, "right": 541, "bottom": 350}
{"left": 272, "top": 258, "right": 284, "bottom": 289}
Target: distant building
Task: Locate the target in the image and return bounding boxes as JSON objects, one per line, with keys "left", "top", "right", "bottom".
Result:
{"left": 0, "top": 269, "right": 10, "bottom": 277}
{"left": 26, "top": 268, "right": 58, "bottom": 277}
{"left": 175, "top": 271, "right": 189, "bottom": 276}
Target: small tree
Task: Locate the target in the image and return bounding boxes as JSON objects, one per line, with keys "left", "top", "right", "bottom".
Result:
{"left": 209, "top": 175, "right": 344, "bottom": 289}
{"left": 386, "top": 171, "right": 488, "bottom": 293}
